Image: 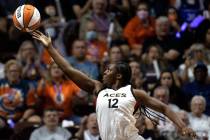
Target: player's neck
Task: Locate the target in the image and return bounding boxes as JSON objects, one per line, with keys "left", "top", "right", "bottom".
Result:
{"left": 112, "top": 81, "right": 123, "bottom": 90}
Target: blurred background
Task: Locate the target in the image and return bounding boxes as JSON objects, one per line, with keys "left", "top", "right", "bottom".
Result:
{"left": 0, "top": 0, "right": 210, "bottom": 140}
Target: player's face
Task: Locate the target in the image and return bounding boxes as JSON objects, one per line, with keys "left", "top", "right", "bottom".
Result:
{"left": 102, "top": 64, "right": 117, "bottom": 86}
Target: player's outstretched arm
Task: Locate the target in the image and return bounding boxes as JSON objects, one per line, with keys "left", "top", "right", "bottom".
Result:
{"left": 32, "top": 30, "right": 98, "bottom": 93}
{"left": 134, "top": 89, "right": 197, "bottom": 139}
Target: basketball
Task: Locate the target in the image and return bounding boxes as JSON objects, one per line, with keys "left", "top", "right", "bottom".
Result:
{"left": 13, "top": 4, "right": 41, "bottom": 32}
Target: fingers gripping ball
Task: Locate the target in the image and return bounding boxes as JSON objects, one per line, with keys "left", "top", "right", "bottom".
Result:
{"left": 13, "top": 5, "right": 41, "bottom": 32}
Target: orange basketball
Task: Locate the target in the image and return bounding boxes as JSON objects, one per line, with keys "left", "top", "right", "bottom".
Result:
{"left": 13, "top": 5, "right": 41, "bottom": 32}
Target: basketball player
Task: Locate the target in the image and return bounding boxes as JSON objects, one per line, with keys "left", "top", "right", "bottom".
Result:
{"left": 31, "top": 31, "right": 196, "bottom": 140}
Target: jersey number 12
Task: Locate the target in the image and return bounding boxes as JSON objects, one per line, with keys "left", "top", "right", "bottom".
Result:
{"left": 108, "top": 98, "right": 118, "bottom": 108}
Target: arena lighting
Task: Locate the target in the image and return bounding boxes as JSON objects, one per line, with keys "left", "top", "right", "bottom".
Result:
{"left": 176, "top": 15, "right": 205, "bottom": 38}
{"left": 190, "top": 15, "right": 204, "bottom": 28}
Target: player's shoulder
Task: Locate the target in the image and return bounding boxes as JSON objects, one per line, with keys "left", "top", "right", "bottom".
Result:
{"left": 133, "top": 89, "right": 148, "bottom": 99}
{"left": 133, "top": 89, "right": 147, "bottom": 94}
{"left": 93, "top": 80, "right": 103, "bottom": 95}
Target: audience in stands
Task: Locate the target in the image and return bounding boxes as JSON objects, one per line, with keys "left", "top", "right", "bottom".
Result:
{"left": 0, "top": 0, "right": 210, "bottom": 139}
{"left": 75, "top": 113, "right": 100, "bottom": 140}
{"left": 188, "top": 96, "right": 210, "bottom": 139}
{"left": 30, "top": 108, "right": 72, "bottom": 140}
{"left": 124, "top": 2, "right": 155, "bottom": 47}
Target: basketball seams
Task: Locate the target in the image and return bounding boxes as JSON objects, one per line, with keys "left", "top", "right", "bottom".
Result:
{"left": 20, "top": 5, "right": 25, "bottom": 28}
{"left": 23, "top": 5, "right": 35, "bottom": 29}
{"left": 28, "top": 8, "right": 41, "bottom": 27}
{"left": 29, "top": 19, "right": 40, "bottom": 31}
{"left": 13, "top": 4, "right": 40, "bottom": 32}
{"left": 13, "top": 15, "right": 22, "bottom": 30}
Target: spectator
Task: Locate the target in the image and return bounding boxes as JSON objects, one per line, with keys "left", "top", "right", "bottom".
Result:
{"left": 61, "top": 0, "right": 92, "bottom": 20}
{"left": 130, "top": 44, "right": 143, "bottom": 61}
{"left": 198, "top": 21, "right": 210, "bottom": 63}
{"left": 0, "top": 61, "right": 4, "bottom": 79}
{"left": 0, "top": 59, "right": 34, "bottom": 124}
{"left": 167, "top": 7, "right": 181, "bottom": 33}
{"left": 153, "top": 86, "right": 180, "bottom": 112}
{"left": 148, "top": 0, "right": 170, "bottom": 17}
{"left": 156, "top": 70, "right": 186, "bottom": 110}
{"left": 169, "top": 0, "right": 181, "bottom": 8}
{"left": 67, "top": 39, "right": 99, "bottom": 80}
{"left": 174, "top": 110, "right": 191, "bottom": 140}
{"left": 75, "top": 113, "right": 100, "bottom": 140}
{"left": 84, "top": 20, "right": 108, "bottom": 64}
{"left": 71, "top": 0, "right": 92, "bottom": 19}
{"left": 79, "top": 0, "right": 122, "bottom": 41}
{"left": 100, "top": 45, "right": 124, "bottom": 74}
{"left": 178, "top": 43, "right": 210, "bottom": 83}
{"left": 107, "top": 0, "right": 130, "bottom": 27}
{"left": 188, "top": 96, "right": 210, "bottom": 139}
{"left": 144, "top": 85, "right": 180, "bottom": 140}
{"left": 195, "top": 20, "right": 210, "bottom": 67}
{"left": 143, "top": 16, "right": 181, "bottom": 69}
{"left": 129, "top": 60, "right": 144, "bottom": 89}
{"left": 30, "top": 109, "right": 72, "bottom": 140}
{"left": 120, "top": 43, "right": 131, "bottom": 62}
{"left": 152, "top": 86, "right": 179, "bottom": 140}
{"left": 16, "top": 40, "right": 47, "bottom": 87}
{"left": 177, "top": 0, "right": 204, "bottom": 23}
{"left": 40, "top": 4, "right": 67, "bottom": 64}
{"left": 109, "top": 44, "right": 124, "bottom": 64}
{"left": 35, "top": 62, "right": 83, "bottom": 124}
{"left": 123, "top": 2, "right": 155, "bottom": 47}
{"left": 42, "top": 5, "right": 63, "bottom": 40}
{"left": 141, "top": 44, "right": 167, "bottom": 91}
{"left": 62, "top": 20, "right": 80, "bottom": 56}
{"left": 182, "top": 62, "right": 210, "bottom": 115}
{"left": 203, "top": 2, "right": 210, "bottom": 19}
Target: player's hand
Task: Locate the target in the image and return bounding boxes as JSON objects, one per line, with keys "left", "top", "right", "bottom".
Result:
{"left": 32, "top": 30, "right": 52, "bottom": 48}
{"left": 181, "top": 127, "right": 197, "bottom": 139}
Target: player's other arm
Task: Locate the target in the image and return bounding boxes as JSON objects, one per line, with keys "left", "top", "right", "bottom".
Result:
{"left": 134, "top": 89, "right": 196, "bottom": 138}
{"left": 32, "top": 31, "right": 97, "bottom": 93}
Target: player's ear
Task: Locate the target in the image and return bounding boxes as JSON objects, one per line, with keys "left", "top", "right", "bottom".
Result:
{"left": 116, "top": 74, "right": 122, "bottom": 80}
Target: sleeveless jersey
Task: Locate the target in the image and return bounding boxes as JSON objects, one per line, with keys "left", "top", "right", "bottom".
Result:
{"left": 96, "top": 85, "right": 144, "bottom": 140}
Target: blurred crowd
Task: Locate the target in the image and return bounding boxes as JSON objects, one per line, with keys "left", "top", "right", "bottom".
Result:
{"left": 0, "top": 0, "right": 210, "bottom": 140}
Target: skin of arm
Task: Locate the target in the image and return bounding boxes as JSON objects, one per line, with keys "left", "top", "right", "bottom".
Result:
{"left": 172, "top": 71, "right": 181, "bottom": 87}
{"left": 19, "top": 108, "right": 35, "bottom": 122}
{"left": 134, "top": 89, "right": 196, "bottom": 138}
{"left": 73, "top": 0, "right": 92, "bottom": 18}
{"left": 122, "top": 0, "right": 129, "bottom": 9}
{"left": 75, "top": 116, "right": 88, "bottom": 140}
{"left": 32, "top": 31, "right": 100, "bottom": 93}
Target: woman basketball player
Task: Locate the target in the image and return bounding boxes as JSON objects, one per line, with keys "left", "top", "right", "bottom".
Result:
{"left": 31, "top": 31, "right": 196, "bottom": 140}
